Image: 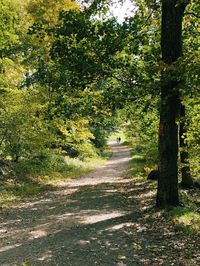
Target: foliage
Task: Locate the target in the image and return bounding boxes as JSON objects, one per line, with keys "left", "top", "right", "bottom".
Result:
{"left": 164, "top": 189, "right": 200, "bottom": 234}
{"left": 128, "top": 142, "right": 200, "bottom": 235}
{"left": 0, "top": 88, "right": 53, "bottom": 160}
{"left": 122, "top": 96, "right": 159, "bottom": 164}
{"left": 0, "top": 0, "right": 21, "bottom": 53}
{"left": 0, "top": 152, "right": 108, "bottom": 208}
{"left": 26, "top": 0, "right": 79, "bottom": 25}
{"left": 0, "top": 0, "right": 199, "bottom": 210}
{"left": 184, "top": 97, "right": 200, "bottom": 180}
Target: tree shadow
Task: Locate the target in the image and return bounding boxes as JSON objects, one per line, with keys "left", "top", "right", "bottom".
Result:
{"left": 0, "top": 176, "right": 162, "bottom": 266}
{"left": 1, "top": 144, "right": 197, "bottom": 266}
{"left": 1, "top": 176, "right": 198, "bottom": 266}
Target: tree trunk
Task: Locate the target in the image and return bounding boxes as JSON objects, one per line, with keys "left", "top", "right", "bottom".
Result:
{"left": 156, "top": 0, "right": 188, "bottom": 207}
{"left": 179, "top": 103, "right": 193, "bottom": 188}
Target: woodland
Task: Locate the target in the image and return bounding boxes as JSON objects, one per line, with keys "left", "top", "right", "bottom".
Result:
{"left": 0, "top": 0, "right": 199, "bottom": 212}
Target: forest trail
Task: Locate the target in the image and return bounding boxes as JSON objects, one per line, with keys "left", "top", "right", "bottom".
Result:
{"left": 0, "top": 144, "right": 199, "bottom": 266}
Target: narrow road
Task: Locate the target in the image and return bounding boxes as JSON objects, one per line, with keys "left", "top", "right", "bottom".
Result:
{"left": 0, "top": 144, "right": 135, "bottom": 266}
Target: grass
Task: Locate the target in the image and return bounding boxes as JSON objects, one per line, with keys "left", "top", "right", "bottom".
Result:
{"left": 128, "top": 153, "right": 146, "bottom": 178}
{"left": 0, "top": 147, "right": 112, "bottom": 208}
{"left": 128, "top": 147, "right": 157, "bottom": 179}
{"left": 21, "top": 261, "right": 32, "bottom": 266}
{"left": 127, "top": 143, "right": 200, "bottom": 235}
{"left": 167, "top": 208, "right": 200, "bottom": 233}
{"left": 163, "top": 190, "right": 200, "bottom": 234}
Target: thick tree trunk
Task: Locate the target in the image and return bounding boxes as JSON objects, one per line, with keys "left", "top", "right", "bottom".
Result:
{"left": 179, "top": 103, "right": 193, "bottom": 188}
{"left": 156, "top": 0, "right": 188, "bottom": 207}
{"left": 157, "top": 80, "right": 179, "bottom": 206}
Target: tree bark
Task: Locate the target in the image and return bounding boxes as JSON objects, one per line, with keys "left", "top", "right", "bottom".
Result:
{"left": 156, "top": 0, "right": 188, "bottom": 207}
{"left": 179, "top": 103, "right": 193, "bottom": 188}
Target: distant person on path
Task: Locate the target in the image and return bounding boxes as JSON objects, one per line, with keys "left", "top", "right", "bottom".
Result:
{"left": 117, "top": 137, "right": 121, "bottom": 144}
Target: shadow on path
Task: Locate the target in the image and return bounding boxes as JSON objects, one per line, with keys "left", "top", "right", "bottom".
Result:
{"left": 0, "top": 144, "right": 199, "bottom": 266}
{"left": 0, "top": 144, "right": 138, "bottom": 266}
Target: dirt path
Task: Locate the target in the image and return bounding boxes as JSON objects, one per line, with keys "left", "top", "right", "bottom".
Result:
{"left": 0, "top": 144, "right": 199, "bottom": 266}
{"left": 0, "top": 144, "right": 133, "bottom": 266}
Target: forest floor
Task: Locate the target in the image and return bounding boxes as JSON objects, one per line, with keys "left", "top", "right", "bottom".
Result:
{"left": 0, "top": 143, "right": 199, "bottom": 266}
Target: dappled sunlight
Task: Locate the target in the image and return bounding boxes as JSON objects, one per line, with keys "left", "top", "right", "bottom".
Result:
{"left": 78, "top": 239, "right": 91, "bottom": 246}
{"left": 128, "top": 190, "right": 156, "bottom": 200}
{"left": 0, "top": 144, "right": 134, "bottom": 265}
{"left": 29, "top": 229, "right": 48, "bottom": 240}
{"left": 1, "top": 144, "right": 198, "bottom": 266}
{"left": 102, "top": 189, "right": 119, "bottom": 193}
{"left": 52, "top": 187, "right": 79, "bottom": 195}
{"left": 104, "top": 156, "right": 132, "bottom": 165}
{"left": 0, "top": 0, "right": 198, "bottom": 261}
{"left": 105, "top": 222, "right": 131, "bottom": 231}
{"left": 0, "top": 243, "right": 22, "bottom": 253}
{"left": 37, "top": 250, "right": 53, "bottom": 262}
{"left": 80, "top": 211, "right": 129, "bottom": 225}
{"left": 17, "top": 198, "right": 53, "bottom": 208}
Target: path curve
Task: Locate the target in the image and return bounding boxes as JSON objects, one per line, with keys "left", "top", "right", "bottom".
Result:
{"left": 0, "top": 144, "right": 134, "bottom": 266}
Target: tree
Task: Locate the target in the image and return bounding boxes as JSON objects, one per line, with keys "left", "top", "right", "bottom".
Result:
{"left": 156, "top": 0, "right": 189, "bottom": 207}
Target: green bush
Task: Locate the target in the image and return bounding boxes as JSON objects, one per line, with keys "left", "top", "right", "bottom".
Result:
{"left": 184, "top": 97, "right": 200, "bottom": 181}
{"left": 124, "top": 97, "right": 159, "bottom": 164}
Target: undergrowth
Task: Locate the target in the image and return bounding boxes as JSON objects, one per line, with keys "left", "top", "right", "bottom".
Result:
{"left": 0, "top": 147, "right": 112, "bottom": 208}
{"left": 128, "top": 144, "right": 200, "bottom": 234}
{"left": 163, "top": 190, "right": 200, "bottom": 234}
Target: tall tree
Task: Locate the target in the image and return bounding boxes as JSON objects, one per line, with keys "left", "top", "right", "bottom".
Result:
{"left": 156, "top": 0, "right": 189, "bottom": 207}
